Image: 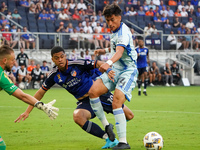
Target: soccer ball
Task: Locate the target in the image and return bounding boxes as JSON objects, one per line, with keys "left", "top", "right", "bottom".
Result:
{"left": 19, "top": 82, "right": 25, "bottom": 90}
{"left": 143, "top": 131, "right": 164, "bottom": 150}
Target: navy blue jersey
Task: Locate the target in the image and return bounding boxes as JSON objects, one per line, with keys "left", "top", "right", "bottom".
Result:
{"left": 135, "top": 46, "right": 149, "bottom": 68}
{"left": 40, "top": 66, "right": 49, "bottom": 72}
{"left": 42, "top": 59, "right": 99, "bottom": 99}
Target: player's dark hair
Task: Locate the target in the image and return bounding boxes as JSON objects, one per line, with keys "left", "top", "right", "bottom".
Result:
{"left": 0, "top": 45, "right": 14, "bottom": 58}
{"left": 103, "top": 4, "right": 122, "bottom": 18}
{"left": 51, "top": 46, "right": 65, "bottom": 57}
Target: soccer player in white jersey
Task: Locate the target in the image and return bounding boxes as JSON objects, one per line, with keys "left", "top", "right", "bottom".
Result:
{"left": 88, "top": 4, "right": 138, "bottom": 149}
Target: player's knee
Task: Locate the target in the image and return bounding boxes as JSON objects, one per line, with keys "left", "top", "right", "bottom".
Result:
{"left": 73, "top": 110, "right": 87, "bottom": 127}
{"left": 0, "top": 141, "right": 6, "bottom": 150}
{"left": 88, "top": 87, "right": 99, "bottom": 98}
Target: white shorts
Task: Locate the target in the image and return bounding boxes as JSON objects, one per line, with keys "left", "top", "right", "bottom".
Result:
{"left": 99, "top": 66, "right": 138, "bottom": 101}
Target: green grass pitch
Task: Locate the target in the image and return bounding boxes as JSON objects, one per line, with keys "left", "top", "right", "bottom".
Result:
{"left": 0, "top": 86, "right": 199, "bottom": 150}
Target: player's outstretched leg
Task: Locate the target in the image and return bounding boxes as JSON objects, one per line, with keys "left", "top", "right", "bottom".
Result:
{"left": 105, "top": 123, "right": 116, "bottom": 142}
{"left": 0, "top": 136, "right": 6, "bottom": 150}
{"left": 102, "top": 138, "right": 119, "bottom": 149}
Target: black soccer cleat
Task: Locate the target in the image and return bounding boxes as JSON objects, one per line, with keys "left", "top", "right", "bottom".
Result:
{"left": 112, "top": 142, "right": 131, "bottom": 150}
{"left": 143, "top": 91, "right": 147, "bottom": 96}
{"left": 105, "top": 123, "right": 115, "bottom": 142}
{"left": 138, "top": 91, "right": 141, "bottom": 96}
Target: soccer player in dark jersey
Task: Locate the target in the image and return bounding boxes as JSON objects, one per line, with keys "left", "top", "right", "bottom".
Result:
{"left": 135, "top": 40, "right": 149, "bottom": 96}
{"left": 16, "top": 48, "right": 29, "bottom": 67}
{"left": 0, "top": 45, "right": 58, "bottom": 150}
{"left": 15, "top": 46, "right": 134, "bottom": 149}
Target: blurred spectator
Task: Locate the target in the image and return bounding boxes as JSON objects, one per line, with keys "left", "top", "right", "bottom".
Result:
{"left": 84, "top": 29, "right": 94, "bottom": 49}
{"left": 138, "top": 6, "right": 145, "bottom": 16}
{"left": 185, "top": 1, "right": 194, "bottom": 12}
{"left": 12, "top": 9, "right": 22, "bottom": 19}
{"left": 21, "top": 26, "right": 36, "bottom": 49}
{"left": 195, "top": 7, "right": 200, "bottom": 17}
{"left": 45, "top": 3, "right": 53, "bottom": 12}
{"left": 66, "top": 23, "right": 74, "bottom": 33}
{"left": 78, "top": 28, "right": 86, "bottom": 49}
{"left": 127, "top": 0, "right": 133, "bottom": 5}
{"left": 4, "top": 70, "right": 16, "bottom": 85}
{"left": 159, "top": 1, "right": 166, "bottom": 10}
{"left": 129, "top": 7, "right": 137, "bottom": 16}
{"left": 76, "top": 22, "right": 83, "bottom": 32}
{"left": 102, "top": 31, "right": 110, "bottom": 48}
{"left": 191, "top": 26, "right": 198, "bottom": 34}
{"left": 86, "top": 5, "right": 94, "bottom": 16}
{"left": 99, "top": 17, "right": 104, "bottom": 26}
{"left": 94, "top": 22, "right": 102, "bottom": 33}
{"left": 145, "top": 7, "right": 154, "bottom": 16}
{"left": 178, "top": 1, "right": 185, "bottom": 12}
{"left": 64, "top": 7, "right": 72, "bottom": 16}
{"left": 90, "top": 12, "right": 97, "bottom": 21}
{"left": 124, "top": 7, "right": 130, "bottom": 16}
{"left": 38, "top": 9, "right": 49, "bottom": 20}
{"left": 16, "top": 64, "right": 32, "bottom": 88}
{"left": 27, "top": 60, "right": 36, "bottom": 74}
{"left": 93, "top": 28, "right": 103, "bottom": 48}
{"left": 154, "top": 12, "right": 162, "bottom": 22}
{"left": 191, "top": 0, "right": 198, "bottom": 6}
{"left": 178, "top": 24, "right": 186, "bottom": 34}
{"left": 80, "top": 10, "right": 88, "bottom": 21}
{"left": 72, "top": 10, "right": 81, "bottom": 21}
{"left": 164, "top": 19, "right": 172, "bottom": 29}
{"left": 36, "top": 0, "right": 44, "bottom": 10}
{"left": 152, "top": 0, "right": 160, "bottom": 6}
{"left": 78, "top": 51, "right": 84, "bottom": 59}
{"left": 53, "top": 3, "right": 61, "bottom": 14}
{"left": 82, "top": 16, "right": 90, "bottom": 27}
{"left": 29, "top": 3, "right": 36, "bottom": 14}
{"left": 53, "top": 0, "right": 61, "bottom": 9}
{"left": 40, "top": 60, "right": 50, "bottom": 78}
{"left": 84, "top": 22, "right": 93, "bottom": 33}
{"left": 2, "top": 26, "right": 13, "bottom": 47}
{"left": 130, "top": 28, "right": 137, "bottom": 46}
{"left": 58, "top": 10, "right": 70, "bottom": 20}
{"left": 177, "top": 30, "right": 186, "bottom": 50}
{"left": 153, "top": 6, "right": 159, "bottom": 15}
{"left": 167, "top": 31, "right": 182, "bottom": 50}
{"left": 10, "top": 25, "right": 21, "bottom": 49}
{"left": 16, "top": 48, "right": 29, "bottom": 67}
{"left": 188, "top": 9, "right": 195, "bottom": 18}
{"left": 77, "top": 0, "right": 87, "bottom": 10}
{"left": 69, "top": 28, "right": 78, "bottom": 49}
{"left": 100, "top": 53, "right": 109, "bottom": 62}
{"left": 149, "top": 62, "right": 162, "bottom": 86}
{"left": 177, "top": 0, "right": 182, "bottom": 6}
{"left": 48, "top": 9, "right": 56, "bottom": 21}
{"left": 6, "top": 11, "right": 12, "bottom": 20}
{"left": 160, "top": 6, "right": 168, "bottom": 17}
{"left": 62, "top": 0, "right": 68, "bottom": 9}
{"left": 168, "top": 0, "right": 177, "bottom": 6}
{"left": 173, "top": 16, "right": 182, "bottom": 28}
{"left": 31, "top": 64, "right": 44, "bottom": 88}
{"left": 69, "top": 49, "right": 78, "bottom": 60}
{"left": 146, "top": 0, "right": 151, "bottom": 5}
{"left": 163, "top": 62, "right": 175, "bottom": 87}
{"left": 91, "top": 18, "right": 97, "bottom": 28}
{"left": 19, "top": 0, "right": 29, "bottom": 7}
{"left": 186, "top": 18, "right": 195, "bottom": 29}
{"left": 174, "top": 8, "right": 181, "bottom": 17}
{"left": 144, "top": 23, "right": 153, "bottom": 36}
{"left": 101, "top": 22, "right": 110, "bottom": 33}
{"left": 166, "top": 6, "right": 174, "bottom": 17}
{"left": 161, "top": 14, "right": 167, "bottom": 22}
{"left": 12, "top": 61, "right": 20, "bottom": 78}
{"left": 134, "top": 1, "right": 140, "bottom": 11}
{"left": 97, "top": 11, "right": 105, "bottom": 21}
{"left": 193, "top": 33, "right": 200, "bottom": 50}
{"left": 69, "top": 0, "right": 76, "bottom": 10}
{"left": 0, "top": 16, "right": 10, "bottom": 28}
{"left": 0, "top": 1, "right": 7, "bottom": 11}
{"left": 84, "top": 49, "right": 91, "bottom": 60}
{"left": 151, "top": 24, "right": 158, "bottom": 34}
{"left": 148, "top": 1, "right": 156, "bottom": 10}
{"left": 56, "top": 21, "right": 66, "bottom": 32}
{"left": 184, "top": 29, "right": 192, "bottom": 51}
{"left": 170, "top": 62, "right": 181, "bottom": 85}
{"left": 142, "top": 1, "right": 149, "bottom": 12}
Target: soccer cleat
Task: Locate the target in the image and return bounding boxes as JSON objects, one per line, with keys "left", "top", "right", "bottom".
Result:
{"left": 143, "top": 91, "right": 147, "bottom": 96}
{"left": 105, "top": 124, "right": 115, "bottom": 142}
{"left": 150, "top": 83, "right": 154, "bottom": 87}
{"left": 138, "top": 91, "right": 141, "bottom": 96}
{"left": 112, "top": 142, "right": 131, "bottom": 150}
{"left": 165, "top": 83, "right": 170, "bottom": 87}
{"left": 171, "top": 83, "right": 175, "bottom": 86}
{"left": 102, "top": 138, "right": 119, "bottom": 149}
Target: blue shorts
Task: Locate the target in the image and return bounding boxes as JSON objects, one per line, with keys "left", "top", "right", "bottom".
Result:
{"left": 76, "top": 92, "right": 124, "bottom": 119}
{"left": 138, "top": 67, "right": 147, "bottom": 76}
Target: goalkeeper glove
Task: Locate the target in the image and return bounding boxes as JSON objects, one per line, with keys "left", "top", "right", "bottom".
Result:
{"left": 34, "top": 99, "right": 59, "bottom": 120}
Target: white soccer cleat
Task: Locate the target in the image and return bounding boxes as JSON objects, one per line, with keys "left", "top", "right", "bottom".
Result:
{"left": 171, "top": 83, "right": 175, "bottom": 86}
{"left": 150, "top": 83, "right": 154, "bottom": 87}
{"left": 165, "top": 83, "right": 170, "bottom": 87}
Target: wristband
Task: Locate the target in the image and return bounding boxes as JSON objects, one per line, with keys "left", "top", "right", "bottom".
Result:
{"left": 105, "top": 48, "right": 109, "bottom": 53}
{"left": 106, "top": 60, "right": 113, "bottom": 66}
{"left": 106, "top": 68, "right": 112, "bottom": 74}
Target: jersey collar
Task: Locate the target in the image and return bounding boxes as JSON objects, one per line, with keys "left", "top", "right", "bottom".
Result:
{"left": 112, "top": 22, "right": 123, "bottom": 33}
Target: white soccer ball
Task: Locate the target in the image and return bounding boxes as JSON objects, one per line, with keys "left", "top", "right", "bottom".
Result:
{"left": 143, "top": 131, "right": 164, "bottom": 150}
{"left": 19, "top": 82, "right": 25, "bottom": 90}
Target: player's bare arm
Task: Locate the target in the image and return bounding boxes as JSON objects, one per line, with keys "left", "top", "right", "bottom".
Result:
{"left": 94, "top": 48, "right": 110, "bottom": 56}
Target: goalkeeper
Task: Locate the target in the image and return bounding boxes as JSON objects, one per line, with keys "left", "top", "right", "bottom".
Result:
{"left": 15, "top": 46, "right": 134, "bottom": 149}
{"left": 0, "top": 45, "right": 59, "bottom": 150}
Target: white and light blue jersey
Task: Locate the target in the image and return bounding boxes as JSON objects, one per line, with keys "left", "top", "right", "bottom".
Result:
{"left": 110, "top": 22, "right": 137, "bottom": 70}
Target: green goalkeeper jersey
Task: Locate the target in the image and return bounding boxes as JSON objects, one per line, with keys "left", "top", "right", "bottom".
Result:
{"left": 0, "top": 66, "right": 18, "bottom": 95}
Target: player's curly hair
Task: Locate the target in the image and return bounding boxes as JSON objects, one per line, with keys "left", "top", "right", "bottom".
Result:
{"left": 0, "top": 45, "right": 14, "bottom": 59}
{"left": 103, "top": 4, "right": 122, "bottom": 18}
{"left": 51, "top": 46, "right": 65, "bottom": 57}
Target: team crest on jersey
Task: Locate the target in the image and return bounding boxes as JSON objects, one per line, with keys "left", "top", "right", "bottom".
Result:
{"left": 144, "top": 49, "right": 147, "bottom": 53}
{"left": 57, "top": 74, "right": 63, "bottom": 83}
{"left": 71, "top": 70, "right": 77, "bottom": 77}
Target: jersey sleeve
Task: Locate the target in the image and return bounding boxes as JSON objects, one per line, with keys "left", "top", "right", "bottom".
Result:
{"left": 41, "top": 70, "right": 56, "bottom": 91}
{"left": 0, "top": 72, "right": 18, "bottom": 95}
{"left": 68, "top": 59, "right": 97, "bottom": 70}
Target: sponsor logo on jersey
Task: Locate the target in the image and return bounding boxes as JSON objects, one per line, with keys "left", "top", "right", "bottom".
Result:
{"left": 57, "top": 74, "right": 63, "bottom": 83}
